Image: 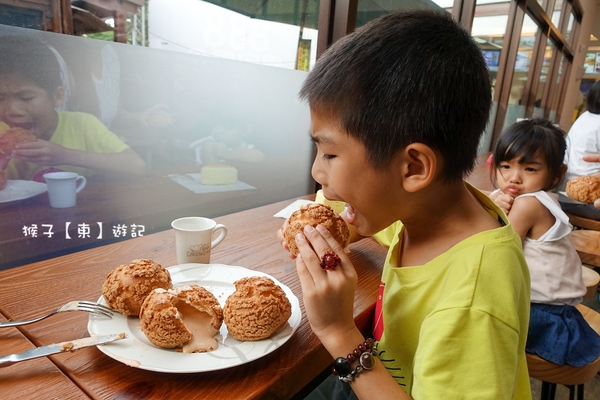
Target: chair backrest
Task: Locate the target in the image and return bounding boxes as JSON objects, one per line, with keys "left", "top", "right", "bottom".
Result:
{"left": 577, "top": 304, "right": 600, "bottom": 336}
{"left": 582, "top": 265, "right": 600, "bottom": 300}
{"left": 526, "top": 305, "right": 600, "bottom": 385}
{"left": 571, "top": 230, "right": 600, "bottom": 268}
{"left": 566, "top": 212, "right": 600, "bottom": 231}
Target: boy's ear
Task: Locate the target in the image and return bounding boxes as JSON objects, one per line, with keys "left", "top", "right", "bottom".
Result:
{"left": 399, "top": 143, "right": 437, "bottom": 193}
{"left": 51, "top": 86, "right": 65, "bottom": 108}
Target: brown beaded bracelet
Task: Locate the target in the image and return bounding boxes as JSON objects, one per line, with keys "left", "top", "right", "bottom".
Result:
{"left": 332, "top": 338, "right": 377, "bottom": 382}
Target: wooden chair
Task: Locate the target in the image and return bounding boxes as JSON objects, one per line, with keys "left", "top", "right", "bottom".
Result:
{"left": 526, "top": 304, "right": 600, "bottom": 400}
{"left": 571, "top": 230, "right": 600, "bottom": 268}
{"left": 566, "top": 212, "right": 600, "bottom": 231}
{"left": 582, "top": 266, "right": 600, "bottom": 300}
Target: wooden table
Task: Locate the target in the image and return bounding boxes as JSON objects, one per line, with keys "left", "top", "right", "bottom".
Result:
{"left": 0, "top": 155, "right": 314, "bottom": 270}
{"left": 0, "top": 152, "right": 495, "bottom": 399}
{"left": 0, "top": 197, "right": 387, "bottom": 399}
{"left": 0, "top": 315, "right": 90, "bottom": 399}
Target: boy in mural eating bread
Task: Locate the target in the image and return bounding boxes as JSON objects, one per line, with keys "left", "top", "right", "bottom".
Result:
{"left": 0, "top": 35, "right": 145, "bottom": 180}
{"left": 277, "top": 10, "right": 531, "bottom": 399}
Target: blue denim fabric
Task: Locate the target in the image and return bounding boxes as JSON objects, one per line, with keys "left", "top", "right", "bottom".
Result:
{"left": 526, "top": 303, "right": 600, "bottom": 366}
{"left": 559, "top": 201, "right": 600, "bottom": 220}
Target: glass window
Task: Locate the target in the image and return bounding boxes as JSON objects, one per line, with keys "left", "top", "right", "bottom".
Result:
{"left": 0, "top": 1, "right": 316, "bottom": 268}
{"left": 472, "top": 1, "right": 511, "bottom": 88}
{"left": 551, "top": 0, "right": 564, "bottom": 27}
{"left": 148, "top": 0, "right": 320, "bottom": 71}
{"left": 0, "top": 3, "right": 44, "bottom": 30}
{"left": 431, "top": 0, "right": 454, "bottom": 13}
{"left": 532, "top": 38, "right": 556, "bottom": 118}
{"left": 584, "top": 51, "right": 596, "bottom": 74}
{"left": 0, "top": 1, "right": 321, "bottom": 71}
{"left": 355, "top": 0, "right": 447, "bottom": 28}
{"left": 565, "top": 9, "right": 576, "bottom": 46}
{"left": 548, "top": 54, "right": 567, "bottom": 123}
{"left": 504, "top": 13, "right": 539, "bottom": 129}
{"left": 472, "top": 0, "right": 510, "bottom": 152}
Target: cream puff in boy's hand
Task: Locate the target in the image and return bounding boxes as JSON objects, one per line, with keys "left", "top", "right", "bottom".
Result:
{"left": 276, "top": 219, "right": 295, "bottom": 259}
{"left": 283, "top": 203, "right": 350, "bottom": 257}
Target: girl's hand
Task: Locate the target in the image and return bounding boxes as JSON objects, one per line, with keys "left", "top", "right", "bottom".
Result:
{"left": 294, "top": 224, "right": 357, "bottom": 340}
{"left": 10, "top": 140, "right": 67, "bottom": 166}
{"left": 490, "top": 190, "right": 514, "bottom": 215}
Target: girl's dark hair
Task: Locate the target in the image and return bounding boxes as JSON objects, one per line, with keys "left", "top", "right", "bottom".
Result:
{"left": 491, "top": 118, "right": 566, "bottom": 191}
{"left": 587, "top": 80, "right": 600, "bottom": 114}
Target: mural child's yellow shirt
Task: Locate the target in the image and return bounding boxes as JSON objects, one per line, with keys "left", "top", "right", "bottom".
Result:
{"left": 372, "top": 184, "right": 531, "bottom": 399}
{"left": 5, "top": 111, "right": 129, "bottom": 180}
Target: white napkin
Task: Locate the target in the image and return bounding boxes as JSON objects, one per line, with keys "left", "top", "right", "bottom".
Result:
{"left": 169, "top": 173, "right": 256, "bottom": 194}
{"left": 273, "top": 199, "right": 316, "bottom": 219}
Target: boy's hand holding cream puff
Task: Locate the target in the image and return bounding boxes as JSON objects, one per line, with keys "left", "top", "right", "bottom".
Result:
{"left": 283, "top": 203, "right": 350, "bottom": 256}
{"left": 0, "top": 127, "right": 36, "bottom": 171}
{"left": 0, "top": 127, "right": 36, "bottom": 155}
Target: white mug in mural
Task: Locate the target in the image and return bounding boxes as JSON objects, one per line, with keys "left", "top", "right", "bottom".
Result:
{"left": 43, "top": 172, "right": 87, "bottom": 208}
{"left": 171, "top": 217, "right": 228, "bottom": 264}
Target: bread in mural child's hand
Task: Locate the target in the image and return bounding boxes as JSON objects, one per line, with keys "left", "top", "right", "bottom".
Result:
{"left": 0, "top": 127, "right": 35, "bottom": 154}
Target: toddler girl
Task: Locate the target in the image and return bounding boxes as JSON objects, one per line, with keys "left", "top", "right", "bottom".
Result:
{"left": 490, "top": 118, "right": 600, "bottom": 366}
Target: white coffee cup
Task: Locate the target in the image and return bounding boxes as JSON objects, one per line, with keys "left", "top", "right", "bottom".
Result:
{"left": 171, "top": 217, "right": 228, "bottom": 264}
{"left": 43, "top": 171, "right": 87, "bottom": 208}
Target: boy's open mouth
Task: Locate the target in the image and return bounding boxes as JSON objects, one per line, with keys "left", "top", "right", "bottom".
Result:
{"left": 5, "top": 122, "right": 34, "bottom": 131}
{"left": 346, "top": 204, "right": 356, "bottom": 224}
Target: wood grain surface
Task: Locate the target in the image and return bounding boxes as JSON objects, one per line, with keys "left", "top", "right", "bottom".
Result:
{"left": 0, "top": 315, "right": 90, "bottom": 399}
{"left": 0, "top": 154, "right": 494, "bottom": 399}
{"left": 0, "top": 197, "right": 386, "bottom": 399}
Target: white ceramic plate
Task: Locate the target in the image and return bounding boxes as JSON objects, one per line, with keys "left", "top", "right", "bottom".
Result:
{"left": 87, "top": 263, "right": 301, "bottom": 373}
{"left": 0, "top": 180, "right": 47, "bottom": 203}
{"left": 559, "top": 191, "right": 586, "bottom": 205}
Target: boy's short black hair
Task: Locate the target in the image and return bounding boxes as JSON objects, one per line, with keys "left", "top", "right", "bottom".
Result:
{"left": 587, "top": 80, "right": 600, "bottom": 114}
{"left": 0, "top": 35, "right": 62, "bottom": 95}
{"left": 300, "top": 10, "right": 491, "bottom": 181}
{"left": 492, "top": 118, "right": 566, "bottom": 191}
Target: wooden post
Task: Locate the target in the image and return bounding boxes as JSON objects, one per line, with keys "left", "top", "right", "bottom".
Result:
{"left": 114, "top": 9, "right": 127, "bottom": 43}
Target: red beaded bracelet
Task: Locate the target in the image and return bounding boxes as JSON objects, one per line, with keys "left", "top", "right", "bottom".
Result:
{"left": 332, "top": 338, "right": 377, "bottom": 382}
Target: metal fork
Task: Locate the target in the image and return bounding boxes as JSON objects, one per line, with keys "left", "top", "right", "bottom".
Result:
{"left": 0, "top": 301, "right": 113, "bottom": 328}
